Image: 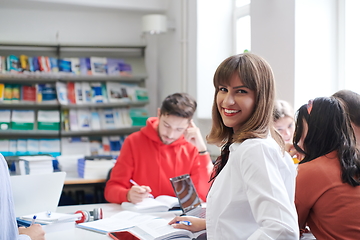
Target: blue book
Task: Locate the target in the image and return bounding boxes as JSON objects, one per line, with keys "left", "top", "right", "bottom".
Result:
{"left": 37, "top": 84, "right": 57, "bottom": 102}
{"left": 58, "top": 59, "right": 71, "bottom": 72}
{"left": 32, "top": 57, "right": 40, "bottom": 72}
{"left": 79, "top": 57, "right": 91, "bottom": 75}
{"left": 49, "top": 57, "right": 59, "bottom": 72}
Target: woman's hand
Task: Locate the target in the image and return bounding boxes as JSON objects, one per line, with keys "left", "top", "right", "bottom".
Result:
{"left": 19, "top": 224, "right": 45, "bottom": 240}
{"left": 168, "top": 216, "right": 206, "bottom": 232}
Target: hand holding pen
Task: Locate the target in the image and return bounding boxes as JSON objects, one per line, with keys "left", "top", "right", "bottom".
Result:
{"left": 127, "top": 179, "right": 154, "bottom": 203}
{"left": 168, "top": 216, "right": 206, "bottom": 232}
{"left": 31, "top": 215, "right": 37, "bottom": 226}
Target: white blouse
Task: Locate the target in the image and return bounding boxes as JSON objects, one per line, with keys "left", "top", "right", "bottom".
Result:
{"left": 206, "top": 136, "right": 299, "bottom": 240}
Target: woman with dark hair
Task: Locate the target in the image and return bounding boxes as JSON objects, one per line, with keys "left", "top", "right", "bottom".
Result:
{"left": 294, "top": 96, "right": 360, "bottom": 239}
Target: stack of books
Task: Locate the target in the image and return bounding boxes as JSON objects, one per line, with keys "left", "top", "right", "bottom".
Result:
{"left": 77, "top": 156, "right": 115, "bottom": 179}
{"left": 15, "top": 155, "right": 54, "bottom": 175}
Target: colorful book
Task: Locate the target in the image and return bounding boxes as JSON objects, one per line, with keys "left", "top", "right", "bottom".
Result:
{"left": 90, "top": 57, "right": 107, "bottom": 76}
{"left": 11, "top": 84, "right": 20, "bottom": 102}
{"left": 0, "top": 109, "right": 11, "bottom": 130}
{"left": 99, "top": 109, "right": 115, "bottom": 129}
{"left": 67, "top": 82, "right": 76, "bottom": 104}
{"left": 28, "top": 57, "right": 34, "bottom": 72}
{"left": 7, "top": 55, "right": 20, "bottom": 73}
{"left": 74, "top": 82, "right": 83, "bottom": 104}
{"left": 107, "top": 58, "right": 124, "bottom": 75}
{"left": 3, "top": 84, "right": 12, "bottom": 102}
{"left": 11, "top": 110, "right": 35, "bottom": 130}
{"left": 119, "top": 62, "right": 132, "bottom": 76}
{"left": 32, "top": 57, "right": 40, "bottom": 72}
{"left": 90, "top": 111, "right": 101, "bottom": 130}
{"left": 69, "top": 109, "right": 79, "bottom": 131}
{"left": 0, "top": 56, "right": 6, "bottom": 73}
{"left": 37, "top": 110, "right": 60, "bottom": 131}
{"left": 36, "top": 84, "right": 57, "bottom": 103}
{"left": 61, "top": 109, "right": 70, "bottom": 132}
{"left": 21, "top": 85, "right": 36, "bottom": 102}
{"left": 106, "top": 82, "right": 130, "bottom": 103}
{"left": 70, "top": 58, "right": 80, "bottom": 75}
{"left": 56, "top": 82, "right": 68, "bottom": 105}
{"left": 79, "top": 58, "right": 92, "bottom": 75}
{"left": 19, "top": 55, "right": 29, "bottom": 72}
{"left": 90, "top": 82, "right": 104, "bottom": 103}
{"left": 77, "top": 109, "right": 91, "bottom": 131}
{"left": 38, "top": 56, "right": 50, "bottom": 72}
{"left": 58, "top": 59, "right": 72, "bottom": 73}
{"left": 0, "top": 83, "right": 4, "bottom": 101}
{"left": 81, "top": 82, "right": 92, "bottom": 103}
{"left": 49, "top": 57, "right": 59, "bottom": 73}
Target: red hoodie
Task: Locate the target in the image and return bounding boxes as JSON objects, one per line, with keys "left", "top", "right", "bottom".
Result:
{"left": 104, "top": 117, "right": 213, "bottom": 204}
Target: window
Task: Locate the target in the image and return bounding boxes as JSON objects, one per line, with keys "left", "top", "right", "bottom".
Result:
{"left": 344, "top": 0, "right": 360, "bottom": 92}
{"left": 234, "top": 1, "right": 251, "bottom": 54}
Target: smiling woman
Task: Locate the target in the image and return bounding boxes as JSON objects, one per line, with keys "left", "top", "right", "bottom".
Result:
{"left": 169, "top": 53, "right": 299, "bottom": 239}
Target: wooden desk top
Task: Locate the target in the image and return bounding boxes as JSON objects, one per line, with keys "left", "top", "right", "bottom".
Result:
{"left": 64, "top": 178, "right": 106, "bottom": 185}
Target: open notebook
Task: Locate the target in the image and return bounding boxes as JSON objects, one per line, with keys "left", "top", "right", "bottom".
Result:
{"left": 170, "top": 174, "right": 206, "bottom": 218}
{"left": 10, "top": 172, "right": 66, "bottom": 217}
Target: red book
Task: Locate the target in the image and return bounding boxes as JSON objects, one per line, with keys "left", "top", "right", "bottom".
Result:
{"left": 21, "top": 85, "right": 36, "bottom": 102}
{"left": 67, "top": 82, "right": 76, "bottom": 104}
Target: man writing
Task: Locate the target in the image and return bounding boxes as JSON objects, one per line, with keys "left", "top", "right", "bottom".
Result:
{"left": 105, "top": 92, "right": 213, "bottom": 204}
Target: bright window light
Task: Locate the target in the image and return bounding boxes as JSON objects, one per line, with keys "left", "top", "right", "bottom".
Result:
{"left": 236, "top": 0, "right": 250, "bottom": 8}
{"left": 344, "top": 0, "right": 360, "bottom": 93}
{"left": 236, "top": 15, "right": 251, "bottom": 53}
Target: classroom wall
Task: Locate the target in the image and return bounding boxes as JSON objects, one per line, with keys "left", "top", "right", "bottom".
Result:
{"left": 251, "top": 0, "right": 296, "bottom": 107}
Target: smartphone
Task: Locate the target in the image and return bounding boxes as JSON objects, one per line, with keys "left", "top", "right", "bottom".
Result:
{"left": 108, "top": 231, "right": 141, "bottom": 240}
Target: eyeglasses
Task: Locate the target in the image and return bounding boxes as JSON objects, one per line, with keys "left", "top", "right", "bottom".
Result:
{"left": 307, "top": 99, "right": 313, "bottom": 114}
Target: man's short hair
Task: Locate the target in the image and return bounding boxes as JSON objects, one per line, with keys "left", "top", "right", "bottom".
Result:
{"left": 160, "top": 93, "right": 197, "bottom": 119}
{"left": 333, "top": 90, "right": 360, "bottom": 127}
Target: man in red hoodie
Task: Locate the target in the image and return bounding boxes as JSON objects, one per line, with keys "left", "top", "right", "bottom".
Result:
{"left": 105, "top": 93, "right": 213, "bottom": 204}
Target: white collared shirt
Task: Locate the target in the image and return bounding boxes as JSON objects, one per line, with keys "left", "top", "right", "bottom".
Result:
{"left": 206, "top": 136, "right": 299, "bottom": 240}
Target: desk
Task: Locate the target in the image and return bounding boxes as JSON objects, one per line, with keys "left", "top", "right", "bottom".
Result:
{"left": 46, "top": 203, "right": 184, "bottom": 240}
{"left": 64, "top": 178, "right": 106, "bottom": 185}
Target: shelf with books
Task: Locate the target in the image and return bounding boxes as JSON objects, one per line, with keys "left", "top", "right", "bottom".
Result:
{"left": 0, "top": 129, "right": 59, "bottom": 139}
{"left": 0, "top": 43, "right": 149, "bottom": 157}
{"left": 0, "top": 102, "right": 59, "bottom": 110}
{"left": 0, "top": 74, "right": 147, "bottom": 83}
{"left": 60, "top": 101, "right": 148, "bottom": 109}
{"left": 61, "top": 126, "right": 142, "bottom": 137}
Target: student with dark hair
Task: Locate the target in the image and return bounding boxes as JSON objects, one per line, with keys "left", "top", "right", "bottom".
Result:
{"left": 333, "top": 89, "right": 360, "bottom": 148}
{"left": 105, "top": 92, "right": 213, "bottom": 204}
{"left": 169, "top": 53, "right": 298, "bottom": 239}
{"left": 0, "top": 154, "right": 45, "bottom": 240}
{"left": 294, "top": 97, "right": 360, "bottom": 239}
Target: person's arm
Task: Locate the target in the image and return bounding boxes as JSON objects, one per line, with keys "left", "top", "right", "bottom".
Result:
{"left": 190, "top": 152, "right": 213, "bottom": 202}
{"left": 184, "top": 120, "right": 213, "bottom": 202}
{"left": 18, "top": 225, "right": 45, "bottom": 240}
{"left": 240, "top": 142, "right": 299, "bottom": 240}
{"left": 295, "top": 164, "right": 317, "bottom": 230}
{"left": 183, "top": 120, "right": 207, "bottom": 153}
{"left": 104, "top": 138, "right": 136, "bottom": 204}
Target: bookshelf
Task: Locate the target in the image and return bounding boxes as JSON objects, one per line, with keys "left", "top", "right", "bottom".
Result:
{"left": 0, "top": 43, "right": 149, "bottom": 156}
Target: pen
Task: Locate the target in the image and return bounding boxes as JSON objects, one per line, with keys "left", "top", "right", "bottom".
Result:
{"left": 31, "top": 215, "right": 37, "bottom": 226}
{"left": 46, "top": 211, "right": 51, "bottom": 218}
{"left": 129, "top": 179, "right": 154, "bottom": 198}
{"left": 176, "top": 220, "right": 192, "bottom": 226}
